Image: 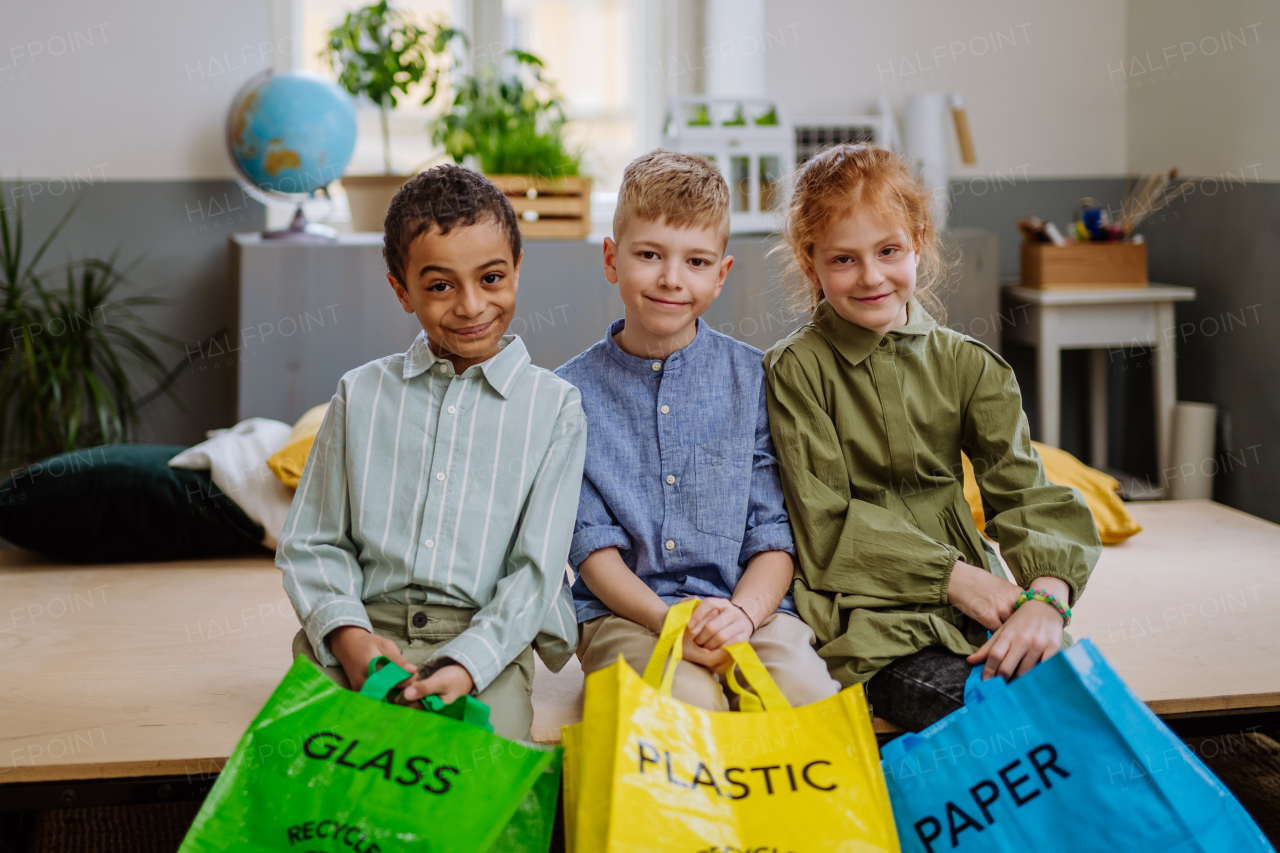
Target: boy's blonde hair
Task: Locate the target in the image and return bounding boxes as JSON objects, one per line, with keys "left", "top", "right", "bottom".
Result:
{"left": 613, "top": 150, "right": 730, "bottom": 245}
{"left": 774, "top": 143, "right": 951, "bottom": 319}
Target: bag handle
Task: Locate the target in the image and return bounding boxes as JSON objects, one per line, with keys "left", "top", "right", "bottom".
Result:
{"left": 724, "top": 642, "right": 791, "bottom": 712}
{"left": 641, "top": 599, "right": 700, "bottom": 694}
{"left": 359, "top": 656, "right": 495, "bottom": 732}
{"left": 422, "top": 694, "right": 494, "bottom": 733}
{"left": 639, "top": 600, "right": 792, "bottom": 711}
{"left": 360, "top": 656, "right": 412, "bottom": 702}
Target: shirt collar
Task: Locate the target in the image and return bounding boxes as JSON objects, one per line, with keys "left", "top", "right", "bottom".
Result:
{"left": 814, "top": 298, "right": 935, "bottom": 366}
{"left": 603, "top": 316, "right": 711, "bottom": 374}
{"left": 402, "top": 330, "right": 530, "bottom": 399}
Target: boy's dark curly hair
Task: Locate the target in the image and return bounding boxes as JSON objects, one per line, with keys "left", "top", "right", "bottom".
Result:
{"left": 381, "top": 164, "right": 522, "bottom": 286}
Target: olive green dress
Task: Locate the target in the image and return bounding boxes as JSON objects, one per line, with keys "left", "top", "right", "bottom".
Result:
{"left": 763, "top": 299, "right": 1101, "bottom": 687}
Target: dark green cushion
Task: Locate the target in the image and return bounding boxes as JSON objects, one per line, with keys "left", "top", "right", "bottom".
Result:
{"left": 0, "top": 445, "right": 266, "bottom": 562}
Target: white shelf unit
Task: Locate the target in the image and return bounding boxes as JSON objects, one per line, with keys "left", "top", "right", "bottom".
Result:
{"left": 661, "top": 97, "right": 794, "bottom": 234}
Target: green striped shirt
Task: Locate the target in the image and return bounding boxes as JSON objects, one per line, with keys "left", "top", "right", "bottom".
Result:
{"left": 277, "top": 332, "right": 586, "bottom": 691}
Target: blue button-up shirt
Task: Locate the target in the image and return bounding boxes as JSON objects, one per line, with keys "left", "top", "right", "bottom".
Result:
{"left": 555, "top": 318, "right": 797, "bottom": 622}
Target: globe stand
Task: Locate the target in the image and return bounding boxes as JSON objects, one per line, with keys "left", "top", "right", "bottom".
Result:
{"left": 263, "top": 205, "right": 339, "bottom": 243}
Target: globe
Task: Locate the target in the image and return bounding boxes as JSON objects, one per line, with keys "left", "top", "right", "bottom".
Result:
{"left": 226, "top": 69, "right": 357, "bottom": 238}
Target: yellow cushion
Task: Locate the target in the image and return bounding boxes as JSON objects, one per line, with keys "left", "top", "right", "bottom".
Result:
{"left": 266, "top": 403, "right": 330, "bottom": 489}
{"left": 962, "top": 441, "right": 1142, "bottom": 546}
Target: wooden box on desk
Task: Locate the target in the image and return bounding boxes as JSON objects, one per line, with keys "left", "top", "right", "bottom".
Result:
{"left": 1020, "top": 242, "right": 1148, "bottom": 289}
{"left": 487, "top": 175, "right": 592, "bottom": 239}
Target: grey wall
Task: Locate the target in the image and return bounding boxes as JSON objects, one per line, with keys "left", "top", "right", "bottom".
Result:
{"left": 951, "top": 178, "right": 1280, "bottom": 524}
{"left": 1, "top": 180, "right": 265, "bottom": 449}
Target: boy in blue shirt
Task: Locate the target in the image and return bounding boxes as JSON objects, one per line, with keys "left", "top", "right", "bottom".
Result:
{"left": 555, "top": 151, "right": 839, "bottom": 709}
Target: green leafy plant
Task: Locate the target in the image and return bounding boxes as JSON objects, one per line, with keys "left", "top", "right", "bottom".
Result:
{"left": 0, "top": 189, "right": 177, "bottom": 471}
{"left": 322, "top": 1, "right": 462, "bottom": 174}
{"left": 432, "top": 49, "right": 582, "bottom": 178}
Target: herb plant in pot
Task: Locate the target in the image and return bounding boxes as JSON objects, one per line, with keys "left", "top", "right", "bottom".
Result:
{"left": 323, "top": 1, "right": 459, "bottom": 231}
{"left": 432, "top": 50, "right": 591, "bottom": 239}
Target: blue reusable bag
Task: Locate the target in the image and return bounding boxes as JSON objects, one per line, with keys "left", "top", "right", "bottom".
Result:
{"left": 879, "top": 639, "right": 1273, "bottom": 853}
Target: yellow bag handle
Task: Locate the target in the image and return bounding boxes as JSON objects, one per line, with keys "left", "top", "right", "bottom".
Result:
{"left": 639, "top": 599, "right": 792, "bottom": 711}
{"left": 641, "top": 598, "right": 699, "bottom": 694}
{"left": 724, "top": 642, "right": 791, "bottom": 712}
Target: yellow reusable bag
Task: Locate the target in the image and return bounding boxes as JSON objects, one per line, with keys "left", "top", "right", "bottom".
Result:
{"left": 562, "top": 599, "right": 900, "bottom": 853}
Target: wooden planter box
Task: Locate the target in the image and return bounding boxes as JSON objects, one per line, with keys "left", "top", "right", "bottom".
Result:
{"left": 486, "top": 175, "right": 592, "bottom": 240}
{"left": 1020, "top": 242, "right": 1148, "bottom": 290}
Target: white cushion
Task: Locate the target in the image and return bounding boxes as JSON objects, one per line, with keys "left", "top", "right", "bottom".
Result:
{"left": 169, "top": 418, "right": 294, "bottom": 549}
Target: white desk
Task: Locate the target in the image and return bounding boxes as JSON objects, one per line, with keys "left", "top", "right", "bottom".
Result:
{"left": 1000, "top": 284, "right": 1196, "bottom": 494}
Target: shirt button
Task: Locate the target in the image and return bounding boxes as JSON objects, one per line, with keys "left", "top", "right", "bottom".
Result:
{"left": 665, "top": 475, "right": 675, "bottom": 485}
{"left": 437, "top": 363, "right": 448, "bottom": 372}
{"left": 651, "top": 361, "right": 662, "bottom": 371}
{"left": 435, "top": 472, "right": 446, "bottom": 481}
{"left": 660, "top": 405, "right": 670, "bottom": 414}
{"left": 412, "top": 611, "right": 428, "bottom": 628}
{"left": 447, "top": 405, "right": 456, "bottom": 415}
{"left": 665, "top": 540, "right": 675, "bottom": 550}
{"left": 424, "top": 539, "right": 435, "bottom": 549}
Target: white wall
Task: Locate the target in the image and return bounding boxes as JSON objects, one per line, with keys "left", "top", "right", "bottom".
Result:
{"left": 761, "top": 0, "right": 1129, "bottom": 179}
{"left": 1125, "top": 0, "right": 1278, "bottom": 181}
{"left": 0, "top": 0, "right": 271, "bottom": 180}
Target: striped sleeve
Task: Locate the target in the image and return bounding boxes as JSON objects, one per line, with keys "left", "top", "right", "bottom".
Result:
{"left": 275, "top": 378, "right": 371, "bottom": 667}
{"left": 428, "top": 387, "right": 587, "bottom": 691}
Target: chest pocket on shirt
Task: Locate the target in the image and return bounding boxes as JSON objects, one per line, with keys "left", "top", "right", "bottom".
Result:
{"left": 693, "top": 439, "right": 751, "bottom": 541}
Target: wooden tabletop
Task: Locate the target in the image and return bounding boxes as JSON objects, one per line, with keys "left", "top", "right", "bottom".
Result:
{"left": 1069, "top": 499, "right": 1280, "bottom": 717}
{"left": 0, "top": 550, "right": 293, "bottom": 785}
{"left": 1, "top": 499, "right": 1276, "bottom": 785}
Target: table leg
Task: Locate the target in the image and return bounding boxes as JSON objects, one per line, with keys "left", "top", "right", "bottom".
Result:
{"left": 1154, "top": 302, "right": 1177, "bottom": 494}
{"left": 1037, "top": 310, "right": 1061, "bottom": 447}
{"left": 1090, "top": 349, "right": 1108, "bottom": 469}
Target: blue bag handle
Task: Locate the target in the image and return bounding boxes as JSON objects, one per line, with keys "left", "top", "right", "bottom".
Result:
{"left": 880, "top": 650, "right": 1009, "bottom": 762}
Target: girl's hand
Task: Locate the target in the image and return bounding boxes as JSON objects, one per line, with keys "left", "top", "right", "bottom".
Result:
{"left": 967, "top": 600, "right": 1064, "bottom": 679}
{"left": 686, "top": 597, "right": 755, "bottom": 651}
{"left": 946, "top": 561, "right": 1023, "bottom": 631}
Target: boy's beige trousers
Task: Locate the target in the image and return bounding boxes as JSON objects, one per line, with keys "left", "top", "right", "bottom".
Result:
{"left": 577, "top": 610, "right": 840, "bottom": 711}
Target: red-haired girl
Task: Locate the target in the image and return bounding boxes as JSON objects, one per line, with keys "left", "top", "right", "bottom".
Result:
{"left": 764, "top": 144, "right": 1101, "bottom": 731}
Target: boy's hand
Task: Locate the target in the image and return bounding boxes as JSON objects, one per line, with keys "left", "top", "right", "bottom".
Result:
{"left": 967, "top": 576, "right": 1070, "bottom": 680}
{"left": 328, "top": 626, "right": 419, "bottom": 693}
{"left": 686, "top": 597, "right": 754, "bottom": 651}
{"left": 946, "top": 560, "right": 1023, "bottom": 631}
{"left": 680, "top": 634, "right": 732, "bottom": 673}
{"left": 402, "top": 664, "right": 474, "bottom": 705}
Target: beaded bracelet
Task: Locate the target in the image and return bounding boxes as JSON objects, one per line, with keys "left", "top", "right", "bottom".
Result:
{"left": 1015, "top": 588, "right": 1072, "bottom": 627}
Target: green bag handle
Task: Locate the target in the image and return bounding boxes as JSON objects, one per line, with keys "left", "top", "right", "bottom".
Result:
{"left": 422, "top": 694, "right": 494, "bottom": 733}
{"left": 359, "top": 656, "right": 495, "bottom": 733}
{"left": 359, "top": 656, "right": 413, "bottom": 703}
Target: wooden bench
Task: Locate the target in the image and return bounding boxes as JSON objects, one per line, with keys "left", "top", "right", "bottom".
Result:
{"left": 2, "top": 500, "right": 1277, "bottom": 802}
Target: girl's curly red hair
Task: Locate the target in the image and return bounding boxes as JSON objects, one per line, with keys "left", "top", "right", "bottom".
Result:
{"left": 774, "top": 143, "right": 951, "bottom": 320}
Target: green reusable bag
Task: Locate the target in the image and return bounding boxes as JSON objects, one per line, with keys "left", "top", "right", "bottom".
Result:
{"left": 178, "top": 656, "right": 561, "bottom": 852}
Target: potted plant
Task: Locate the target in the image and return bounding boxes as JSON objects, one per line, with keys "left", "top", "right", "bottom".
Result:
{"left": 322, "top": 1, "right": 460, "bottom": 231}
{"left": 0, "top": 191, "right": 178, "bottom": 472}
{"left": 432, "top": 50, "right": 591, "bottom": 239}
